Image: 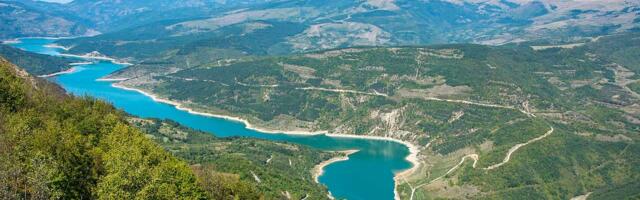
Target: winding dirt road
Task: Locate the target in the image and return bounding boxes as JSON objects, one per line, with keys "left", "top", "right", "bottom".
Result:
{"left": 485, "top": 126, "right": 554, "bottom": 170}
{"left": 407, "top": 125, "right": 554, "bottom": 200}
{"left": 408, "top": 154, "right": 479, "bottom": 200}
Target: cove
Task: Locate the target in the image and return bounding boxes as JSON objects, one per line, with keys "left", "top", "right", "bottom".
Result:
{"left": 10, "top": 38, "right": 413, "bottom": 200}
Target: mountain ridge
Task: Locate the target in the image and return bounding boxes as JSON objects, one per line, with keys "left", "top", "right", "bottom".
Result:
{"left": 50, "top": 0, "right": 639, "bottom": 63}
{"left": 0, "top": 0, "right": 94, "bottom": 39}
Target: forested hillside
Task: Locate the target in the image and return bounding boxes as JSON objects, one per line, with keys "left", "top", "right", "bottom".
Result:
{"left": 0, "top": 57, "right": 204, "bottom": 199}
{"left": 0, "top": 57, "right": 334, "bottom": 199}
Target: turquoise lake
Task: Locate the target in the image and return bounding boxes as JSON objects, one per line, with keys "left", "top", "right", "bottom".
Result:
{"left": 11, "top": 38, "right": 413, "bottom": 200}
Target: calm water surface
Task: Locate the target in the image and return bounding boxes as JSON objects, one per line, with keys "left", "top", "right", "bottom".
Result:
{"left": 11, "top": 38, "right": 412, "bottom": 200}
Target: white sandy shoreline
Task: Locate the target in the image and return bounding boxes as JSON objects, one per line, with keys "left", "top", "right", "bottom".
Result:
{"left": 2, "top": 39, "right": 20, "bottom": 44}
{"left": 313, "top": 150, "right": 359, "bottom": 200}
{"left": 313, "top": 150, "right": 360, "bottom": 183}
{"left": 97, "top": 78, "right": 129, "bottom": 82}
{"left": 58, "top": 53, "right": 133, "bottom": 66}
{"left": 111, "top": 83, "right": 330, "bottom": 135}
{"left": 70, "top": 62, "right": 93, "bottom": 66}
{"left": 111, "top": 83, "right": 422, "bottom": 149}
{"left": 9, "top": 37, "right": 132, "bottom": 65}
{"left": 13, "top": 36, "right": 80, "bottom": 40}
{"left": 38, "top": 67, "right": 77, "bottom": 78}
{"left": 4, "top": 37, "right": 133, "bottom": 72}
{"left": 44, "top": 44, "right": 70, "bottom": 51}
{"left": 110, "top": 83, "right": 421, "bottom": 197}
{"left": 3, "top": 36, "right": 80, "bottom": 45}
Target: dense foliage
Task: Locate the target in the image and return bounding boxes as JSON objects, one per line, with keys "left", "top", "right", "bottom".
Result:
{"left": 0, "top": 58, "right": 207, "bottom": 199}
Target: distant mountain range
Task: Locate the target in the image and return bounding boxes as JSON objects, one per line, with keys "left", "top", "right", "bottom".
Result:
{"left": 0, "top": 0, "right": 640, "bottom": 51}
{"left": 47, "top": 0, "right": 286, "bottom": 31}
{"left": 24, "top": 0, "right": 636, "bottom": 77}
{"left": 0, "top": 1, "right": 92, "bottom": 39}
{"left": 151, "top": 0, "right": 640, "bottom": 47}
{"left": 0, "top": 0, "right": 283, "bottom": 39}
{"left": 3, "top": 0, "right": 639, "bottom": 50}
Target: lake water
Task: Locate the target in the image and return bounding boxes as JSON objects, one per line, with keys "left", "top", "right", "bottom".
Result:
{"left": 11, "top": 38, "right": 412, "bottom": 200}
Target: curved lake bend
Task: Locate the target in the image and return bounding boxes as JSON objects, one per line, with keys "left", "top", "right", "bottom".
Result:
{"left": 11, "top": 38, "right": 413, "bottom": 200}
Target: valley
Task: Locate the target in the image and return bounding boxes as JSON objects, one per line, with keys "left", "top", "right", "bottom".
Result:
{"left": 1, "top": 0, "right": 639, "bottom": 199}
{"left": 9, "top": 38, "right": 416, "bottom": 200}
{"left": 70, "top": 33, "right": 640, "bottom": 199}
{"left": 10, "top": 31, "right": 637, "bottom": 199}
